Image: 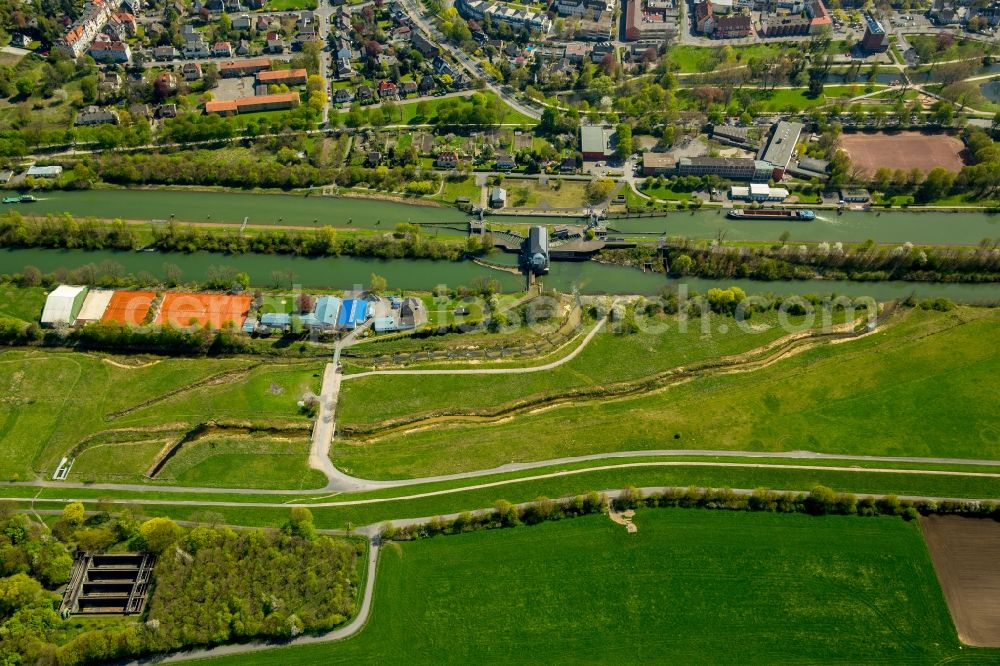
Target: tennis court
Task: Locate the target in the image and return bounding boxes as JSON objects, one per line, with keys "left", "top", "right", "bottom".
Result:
{"left": 155, "top": 293, "right": 252, "bottom": 329}
{"left": 101, "top": 291, "right": 156, "bottom": 326}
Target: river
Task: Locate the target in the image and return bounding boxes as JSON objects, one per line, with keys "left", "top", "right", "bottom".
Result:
{"left": 6, "top": 189, "right": 1000, "bottom": 246}
{"left": 3, "top": 247, "right": 1000, "bottom": 302}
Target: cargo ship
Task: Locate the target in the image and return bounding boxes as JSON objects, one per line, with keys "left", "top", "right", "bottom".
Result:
{"left": 727, "top": 208, "right": 815, "bottom": 221}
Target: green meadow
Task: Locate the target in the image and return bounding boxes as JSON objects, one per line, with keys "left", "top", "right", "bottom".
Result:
{"left": 335, "top": 307, "right": 1000, "bottom": 479}
{"left": 199, "top": 510, "right": 978, "bottom": 664}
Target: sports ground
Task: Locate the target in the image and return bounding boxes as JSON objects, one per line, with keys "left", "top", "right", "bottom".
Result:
{"left": 839, "top": 131, "right": 966, "bottom": 175}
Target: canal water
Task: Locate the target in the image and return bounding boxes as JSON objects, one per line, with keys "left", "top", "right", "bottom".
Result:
{"left": 982, "top": 78, "right": 1000, "bottom": 103}
{"left": 3, "top": 247, "right": 1000, "bottom": 302}
{"left": 6, "top": 189, "right": 1000, "bottom": 245}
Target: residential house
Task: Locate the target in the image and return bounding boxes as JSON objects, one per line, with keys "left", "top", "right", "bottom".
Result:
{"left": 155, "top": 103, "right": 178, "bottom": 118}
{"left": 236, "top": 39, "right": 251, "bottom": 56}
{"left": 490, "top": 186, "right": 507, "bottom": 208}
{"left": 357, "top": 84, "right": 373, "bottom": 101}
{"left": 334, "top": 87, "right": 354, "bottom": 103}
{"left": 88, "top": 37, "right": 131, "bottom": 63}
{"left": 76, "top": 105, "right": 120, "bottom": 126}
{"left": 418, "top": 74, "right": 436, "bottom": 93}
{"left": 400, "top": 80, "right": 418, "bottom": 96}
{"left": 335, "top": 57, "right": 354, "bottom": 79}
{"left": 129, "top": 103, "right": 151, "bottom": 119}
{"left": 266, "top": 32, "right": 285, "bottom": 53}
{"left": 495, "top": 153, "right": 516, "bottom": 170}
{"left": 377, "top": 80, "right": 398, "bottom": 98}
{"left": 152, "top": 45, "right": 179, "bottom": 60}
{"left": 232, "top": 14, "right": 253, "bottom": 30}
{"left": 366, "top": 150, "right": 382, "bottom": 166}
{"left": 411, "top": 31, "right": 440, "bottom": 57}
{"left": 183, "top": 62, "right": 203, "bottom": 80}
{"left": 435, "top": 151, "right": 459, "bottom": 168}
{"left": 213, "top": 41, "right": 233, "bottom": 57}
{"left": 56, "top": 0, "right": 115, "bottom": 58}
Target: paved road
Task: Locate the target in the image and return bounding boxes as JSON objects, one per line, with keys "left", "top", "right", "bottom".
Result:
{"left": 14, "top": 453, "right": 1000, "bottom": 509}
{"left": 395, "top": 0, "right": 541, "bottom": 120}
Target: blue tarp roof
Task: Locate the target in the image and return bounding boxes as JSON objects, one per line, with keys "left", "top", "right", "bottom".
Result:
{"left": 338, "top": 299, "right": 368, "bottom": 327}
{"left": 241, "top": 318, "right": 257, "bottom": 333}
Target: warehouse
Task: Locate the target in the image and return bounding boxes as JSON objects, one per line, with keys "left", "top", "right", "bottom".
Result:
{"left": 759, "top": 121, "right": 803, "bottom": 180}
{"left": 41, "top": 285, "right": 88, "bottom": 327}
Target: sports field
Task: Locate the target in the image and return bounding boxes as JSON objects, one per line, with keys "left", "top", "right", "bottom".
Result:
{"left": 202, "top": 510, "right": 974, "bottom": 664}
{"left": 102, "top": 290, "right": 155, "bottom": 325}
{"left": 335, "top": 307, "right": 1000, "bottom": 479}
{"left": 155, "top": 292, "right": 252, "bottom": 328}
{"left": 839, "top": 131, "right": 965, "bottom": 176}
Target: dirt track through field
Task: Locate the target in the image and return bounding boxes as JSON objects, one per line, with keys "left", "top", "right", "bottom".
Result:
{"left": 921, "top": 515, "right": 1000, "bottom": 647}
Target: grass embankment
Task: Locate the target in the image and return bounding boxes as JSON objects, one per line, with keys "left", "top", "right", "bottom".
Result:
{"left": 0, "top": 350, "right": 321, "bottom": 483}
{"left": 335, "top": 307, "right": 1000, "bottom": 479}
{"left": 199, "top": 510, "right": 976, "bottom": 664}
{"left": 336, "top": 310, "right": 845, "bottom": 429}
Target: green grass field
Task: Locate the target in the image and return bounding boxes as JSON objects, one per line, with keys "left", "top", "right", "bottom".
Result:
{"left": 438, "top": 177, "right": 482, "bottom": 203}
{"left": 0, "top": 285, "right": 45, "bottom": 322}
{"left": 200, "top": 510, "right": 978, "bottom": 664}
{"left": 335, "top": 307, "right": 1000, "bottom": 479}
{"left": 337, "top": 310, "right": 843, "bottom": 430}
{"left": 0, "top": 350, "right": 321, "bottom": 482}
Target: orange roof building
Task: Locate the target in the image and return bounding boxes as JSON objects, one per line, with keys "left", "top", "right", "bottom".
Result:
{"left": 257, "top": 68, "right": 308, "bottom": 85}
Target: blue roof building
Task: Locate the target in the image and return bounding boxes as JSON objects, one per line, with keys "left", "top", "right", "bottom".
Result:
{"left": 338, "top": 299, "right": 369, "bottom": 329}
{"left": 241, "top": 318, "right": 257, "bottom": 333}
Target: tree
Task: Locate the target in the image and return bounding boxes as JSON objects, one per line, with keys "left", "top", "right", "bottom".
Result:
{"left": 670, "top": 253, "right": 693, "bottom": 276}
{"left": 917, "top": 166, "right": 955, "bottom": 203}
{"left": 615, "top": 123, "right": 632, "bottom": 160}
{"left": 14, "top": 77, "right": 32, "bottom": 98}
{"left": 80, "top": 76, "right": 97, "bottom": 103}
{"left": 283, "top": 507, "right": 316, "bottom": 540}
{"left": 62, "top": 503, "right": 85, "bottom": 527}
{"left": 138, "top": 517, "right": 182, "bottom": 554}
{"left": 369, "top": 273, "right": 388, "bottom": 294}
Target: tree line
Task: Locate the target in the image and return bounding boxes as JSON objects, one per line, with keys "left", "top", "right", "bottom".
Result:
{"left": 381, "top": 483, "right": 1000, "bottom": 543}
{"left": 660, "top": 239, "right": 1000, "bottom": 283}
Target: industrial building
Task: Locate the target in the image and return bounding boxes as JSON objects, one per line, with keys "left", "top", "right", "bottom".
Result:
{"left": 675, "top": 156, "right": 773, "bottom": 182}
{"left": 524, "top": 226, "right": 550, "bottom": 275}
{"left": 41, "top": 285, "right": 88, "bottom": 327}
{"left": 580, "top": 124, "right": 617, "bottom": 159}
{"left": 759, "top": 121, "right": 803, "bottom": 180}
{"left": 860, "top": 14, "right": 889, "bottom": 53}
{"left": 338, "top": 299, "right": 369, "bottom": 330}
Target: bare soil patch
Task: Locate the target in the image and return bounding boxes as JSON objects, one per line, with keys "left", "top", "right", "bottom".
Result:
{"left": 921, "top": 515, "right": 1000, "bottom": 647}
{"left": 840, "top": 132, "right": 965, "bottom": 176}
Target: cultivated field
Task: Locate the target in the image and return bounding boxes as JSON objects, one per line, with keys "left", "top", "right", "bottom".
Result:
{"left": 840, "top": 132, "right": 966, "bottom": 175}
{"left": 201, "top": 510, "right": 971, "bottom": 664}
{"left": 922, "top": 515, "right": 1000, "bottom": 647}
{"left": 335, "top": 307, "right": 1000, "bottom": 479}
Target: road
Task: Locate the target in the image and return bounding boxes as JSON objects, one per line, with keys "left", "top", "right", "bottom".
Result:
{"left": 394, "top": 0, "right": 541, "bottom": 120}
